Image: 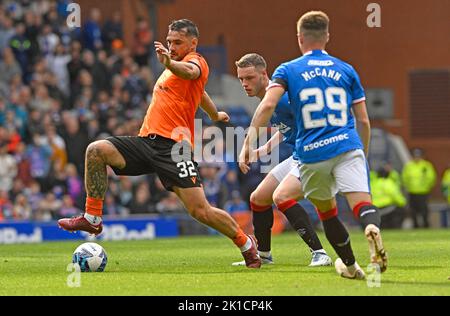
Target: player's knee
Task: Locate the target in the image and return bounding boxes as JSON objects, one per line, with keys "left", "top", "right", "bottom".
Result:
{"left": 272, "top": 189, "right": 287, "bottom": 206}
{"left": 250, "top": 191, "right": 270, "bottom": 207}
{"left": 187, "top": 202, "right": 210, "bottom": 223}
{"left": 249, "top": 192, "right": 259, "bottom": 205}
{"left": 86, "top": 141, "right": 106, "bottom": 160}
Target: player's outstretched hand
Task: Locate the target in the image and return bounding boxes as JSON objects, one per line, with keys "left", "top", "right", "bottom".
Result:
{"left": 239, "top": 161, "right": 250, "bottom": 174}
{"left": 238, "top": 144, "right": 258, "bottom": 174}
{"left": 238, "top": 146, "right": 250, "bottom": 174}
{"left": 154, "top": 41, "right": 171, "bottom": 67}
{"left": 214, "top": 111, "right": 230, "bottom": 123}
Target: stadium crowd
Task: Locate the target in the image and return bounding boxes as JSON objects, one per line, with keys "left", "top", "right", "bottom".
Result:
{"left": 0, "top": 0, "right": 259, "bottom": 222}
{"left": 0, "top": 0, "right": 448, "bottom": 228}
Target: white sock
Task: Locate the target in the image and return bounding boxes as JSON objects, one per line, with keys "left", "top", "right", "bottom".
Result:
{"left": 84, "top": 213, "right": 102, "bottom": 225}
{"left": 312, "top": 249, "right": 326, "bottom": 254}
{"left": 240, "top": 237, "right": 252, "bottom": 252}
{"left": 258, "top": 251, "right": 271, "bottom": 258}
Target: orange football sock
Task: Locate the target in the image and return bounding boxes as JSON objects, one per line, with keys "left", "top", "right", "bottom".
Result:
{"left": 232, "top": 228, "right": 248, "bottom": 248}
{"left": 86, "top": 197, "right": 103, "bottom": 217}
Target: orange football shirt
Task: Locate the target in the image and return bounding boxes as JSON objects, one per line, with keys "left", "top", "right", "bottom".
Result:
{"left": 139, "top": 52, "right": 209, "bottom": 146}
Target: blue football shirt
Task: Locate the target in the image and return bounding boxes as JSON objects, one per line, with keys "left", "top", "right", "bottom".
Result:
{"left": 272, "top": 50, "right": 365, "bottom": 163}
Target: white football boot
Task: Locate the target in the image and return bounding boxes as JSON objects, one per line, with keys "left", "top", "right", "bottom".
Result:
{"left": 335, "top": 258, "right": 366, "bottom": 280}
{"left": 309, "top": 250, "right": 333, "bottom": 267}
{"left": 365, "top": 224, "right": 388, "bottom": 272}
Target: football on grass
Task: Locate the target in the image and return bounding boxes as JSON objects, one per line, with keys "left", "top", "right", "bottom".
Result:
{"left": 72, "top": 242, "right": 108, "bottom": 272}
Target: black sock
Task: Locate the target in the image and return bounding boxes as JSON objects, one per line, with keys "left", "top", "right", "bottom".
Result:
{"left": 252, "top": 207, "right": 273, "bottom": 252}
{"left": 284, "top": 204, "right": 323, "bottom": 252}
{"left": 322, "top": 216, "right": 355, "bottom": 266}
{"left": 358, "top": 204, "right": 381, "bottom": 229}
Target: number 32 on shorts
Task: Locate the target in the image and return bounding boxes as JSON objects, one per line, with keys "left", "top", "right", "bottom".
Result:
{"left": 177, "top": 161, "right": 198, "bottom": 178}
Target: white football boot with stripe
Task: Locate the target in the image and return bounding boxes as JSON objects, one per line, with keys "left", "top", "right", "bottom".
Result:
{"left": 335, "top": 258, "right": 366, "bottom": 280}
{"left": 365, "top": 224, "right": 388, "bottom": 272}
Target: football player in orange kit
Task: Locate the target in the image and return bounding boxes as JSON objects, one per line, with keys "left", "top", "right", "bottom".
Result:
{"left": 58, "top": 19, "right": 261, "bottom": 268}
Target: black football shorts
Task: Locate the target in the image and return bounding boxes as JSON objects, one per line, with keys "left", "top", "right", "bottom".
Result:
{"left": 106, "top": 135, "right": 202, "bottom": 191}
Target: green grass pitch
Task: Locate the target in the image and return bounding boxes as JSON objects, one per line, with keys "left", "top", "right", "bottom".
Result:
{"left": 1, "top": 230, "right": 450, "bottom": 296}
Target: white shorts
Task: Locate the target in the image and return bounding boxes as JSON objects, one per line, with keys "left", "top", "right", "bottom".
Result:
{"left": 289, "top": 162, "right": 300, "bottom": 178}
{"left": 298, "top": 149, "right": 370, "bottom": 200}
{"left": 270, "top": 156, "right": 297, "bottom": 183}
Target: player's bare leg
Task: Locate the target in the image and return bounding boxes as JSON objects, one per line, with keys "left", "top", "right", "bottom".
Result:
{"left": 273, "top": 175, "right": 332, "bottom": 267}
{"left": 345, "top": 192, "right": 387, "bottom": 272}
{"left": 309, "top": 197, "right": 364, "bottom": 279}
{"left": 174, "top": 186, "right": 261, "bottom": 268}
{"left": 58, "top": 140, "right": 126, "bottom": 235}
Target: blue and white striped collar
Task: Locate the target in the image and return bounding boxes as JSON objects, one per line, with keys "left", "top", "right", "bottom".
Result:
{"left": 303, "top": 50, "right": 328, "bottom": 56}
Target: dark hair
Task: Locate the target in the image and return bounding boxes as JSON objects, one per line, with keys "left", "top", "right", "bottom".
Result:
{"left": 169, "top": 19, "right": 199, "bottom": 38}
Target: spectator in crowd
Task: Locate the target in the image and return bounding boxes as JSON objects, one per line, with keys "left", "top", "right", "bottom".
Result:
{"left": 67, "top": 43, "right": 83, "bottom": 99}
{"left": 65, "top": 163, "right": 83, "bottom": 204}
{"left": 156, "top": 192, "right": 185, "bottom": 214}
{"left": 150, "top": 176, "right": 169, "bottom": 204}
{"left": 9, "top": 21, "right": 31, "bottom": 82}
{"left": 59, "top": 194, "right": 81, "bottom": 219}
{"left": 13, "top": 193, "right": 31, "bottom": 220}
{"left": 38, "top": 192, "right": 61, "bottom": 221}
{"left": 25, "top": 133, "right": 52, "bottom": 191}
{"left": 133, "top": 18, "right": 152, "bottom": 66}
{"left": 102, "top": 11, "right": 123, "bottom": 53}
{"left": 104, "top": 192, "right": 122, "bottom": 217}
{"left": 402, "top": 148, "right": 437, "bottom": 228}
{"left": 23, "top": 10, "right": 42, "bottom": 65}
{"left": 8, "top": 90, "right": 29, "bottom": 138}
{"left": 442, "top": 164, "right": 450, "bottom": 213}
{"left": 129, "top": 182, "right": 154, "bottom": 214}
{"left": 43, "top": 123, "right": 67, "bottom": 169}
{"left": 24, "top": 180, "right": 42, "bottom": 214}
{"left": 30, "top": 83, "right": 54, "bottom": 112}
{"left": 224, "top": 169, "right": 240, "bottom": 200}
{"left": 371, "top": 166, "right": 407, "bottom": 229}
{"left": 0, "top": 189, "right": 13, "bottom": 220}
{"left": 0, "top": 140, "right": 17, "bottom": 192}
{"left": 224, "top": 190, "right": 249, "bottom": 215}
{"left": 47, "top": 43, "right": 70, "bottom": 96}
{"left": 82, "top": 8, "right": 102, "bottom": 52}
{"left": 38, "top": 23, "right": 59, "bottom": 58}
{"left": 13, "top": 141, "right": 32, "bottom": 186}
{"left": 61, "top": 114, "right": 89, "bottom": 175}
{"left": 0, "top": 47, "right": 22, "bottom": 89}
{"left": 9, "top": 178, "right": 25, "bottom": 202}
{"left": 118, "top": 177, "right": 133, "bottom": 210}
{"left": 0, "top": 15, "right": 15, "bottom": 52}
{"left": 199, "top": 162, "right": 228, "bottom": 209}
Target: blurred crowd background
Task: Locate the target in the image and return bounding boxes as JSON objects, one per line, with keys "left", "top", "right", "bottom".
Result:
{"left": 0, "top": 0, "right": 263, "bottom": 223}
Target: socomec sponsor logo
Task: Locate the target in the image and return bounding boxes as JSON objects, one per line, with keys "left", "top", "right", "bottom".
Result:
{"left": 303, "top": 133, "right": 349, "bottom": 152}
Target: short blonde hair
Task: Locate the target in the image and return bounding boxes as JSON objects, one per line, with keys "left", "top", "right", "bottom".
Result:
{"left": 235, "top": 53, "right": 267, "bottom": 69}
{"left": 297, "top": 11, "right": 329, "bottom": 42}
